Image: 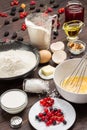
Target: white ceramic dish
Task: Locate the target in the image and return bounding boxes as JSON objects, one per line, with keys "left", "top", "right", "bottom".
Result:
{"left": 50, "top": 41, "right": 65, "bottom": 53}
{"left": 53, "top": 58, "right": 87, "bottom": 103}
{"left": 0, "top": 89, "right": 28, "bottom": 114}
{"left": 38, "top": 68, "right": 53, "bottom": 80}
{"left": 67, "top": 40, "right": 86, "bottom": 55}
{"left": 28, "top": 98, "right": 76, "bottom": 130}
{"left": 52, "top": 50, "right": 67, "bottom": 64}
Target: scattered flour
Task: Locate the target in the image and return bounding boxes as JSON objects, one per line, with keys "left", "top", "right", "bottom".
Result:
{"left": 0, "top": 49, "right": 37, "bottom": 78}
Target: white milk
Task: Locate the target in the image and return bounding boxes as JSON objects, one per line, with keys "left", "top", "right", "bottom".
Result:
{"left": 25, "top": 13, "right": 52, "bottom": 50}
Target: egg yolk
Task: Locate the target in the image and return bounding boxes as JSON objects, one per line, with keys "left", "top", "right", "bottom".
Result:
{"left": 61, "top": 76, "right": 87, "bottom": 94}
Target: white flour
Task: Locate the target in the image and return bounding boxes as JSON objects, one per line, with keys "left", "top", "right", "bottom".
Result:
{"left": 0, "top": 50, "right": 37, "bottom": 78}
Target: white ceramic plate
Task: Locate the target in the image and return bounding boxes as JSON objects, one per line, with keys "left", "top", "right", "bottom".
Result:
{"left": 28, "top": 98, "right": 76, "bottom": 130}
{"left": 38, "top": 68, "right": 53, "bottom": 80}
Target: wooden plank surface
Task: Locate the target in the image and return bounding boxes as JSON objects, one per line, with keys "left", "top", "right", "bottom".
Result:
{"left": 0, "top": 0, "right": 87, "bottom": 130}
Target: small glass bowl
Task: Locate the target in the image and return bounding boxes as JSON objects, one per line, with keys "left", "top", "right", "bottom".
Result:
{"left": 67, "top": 40, "right": 86, "bottom": 55}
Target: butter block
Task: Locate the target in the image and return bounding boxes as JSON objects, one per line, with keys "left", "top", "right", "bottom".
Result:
{"left": 41, "top": 65, "right": 55, "bottom": 76}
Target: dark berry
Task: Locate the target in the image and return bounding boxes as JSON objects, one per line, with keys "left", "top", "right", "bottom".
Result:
{"left": 52, "top": 19, "right": 55, "bottom": 24}
{"left": 43, "top": 112, "right": 46, "bottom": 116}
{"left": 53, "top": 30, "right": 58, "bottom": 36}
{"left": 53, "top": 36, "right": 56, "bottom": 39}
{"left": 40, "top": 3, "right": 44, "bottom": 7}
{"left": 30, "top": 5, "right": 35, "bottom": 10}
{"left": 4, "top": 20, "right": 10, "bottom": 25}
{"left": 19, "top": 7, "right": 24, "bottom": 12}
{"left": 38, "top": 117, "right": 42, "bottom": 122}
{"left": 11, "top": 7, "right": 16, "bottom": 12}
{"left": 11, "top": 32, "right": 17, "bottom": 39}
{"left": 54, "top": 108, "right": 58, "bottom": 111}
{"left": 17, "top": 36, "right": 24, "bottom": 41}
{"left": 57, "top": 13, "right": 60, "bottom": 18}
{"left": 10, "top": 11, "right": 16, "bottom": 16}
{"left": 60, "top": 112, "right": 64, "bottom": 115}
{"left": 53, "top": 120, "right": 56, "bottom": 125}
{"left": 4, "top": 31, "right": 9, "bottom": 37}
{"left": 35, "top": 115, "right": 39, "bottom": 120}
{"left": 63, "top": 120, "right": 67, "bottom": 125}
{"left": 36, "top": 8, "right": 41, "bottom": 12}
{"left": 12, "top": 17, "right": 19, "bottom": 22}
{"left": 49, "top": 107, "right": 53, "bottom": 111}
{"left": 50, "top": 0, "right": 55, "bottom": 4}
{"left": 53, "top": 3, "right": 59, "bottom": 8}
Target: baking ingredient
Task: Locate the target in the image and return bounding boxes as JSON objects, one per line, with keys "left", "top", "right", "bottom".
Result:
{"left": 19, "top": 7, "right": 24, "bottom": 12}
{"left": 0, "top": 90, "right": 27, "bottom": 108}
{"left": 10, "top": 116, "right": 22, "bottom": 128}
{"left": 40, "top": 97, "right": 54, "bottom": 107}
{"left": 53, "top": 3, "right": 59, "bottom": 8}
{"left": 39, "top": 3, "right": 44, "bottom": 7}
{"left": 35, "top": 8, "right": 41, "bottom": 12}
{"left": 50, "top": 41, "right": 65, "bottom": 53}
{"left": 10, "top": 0, "right": 19, "bottom": 6}
{"left": 58, "top": 8, "right": 65, "bottom": 14}
{"left": 21, "top": 3, "right": 26, "bottom": 9}
{"left": 21, "top": 23, "right": 27, "bottom": 31}
{"left": 0, "top": 12, "right": 8, "bottom": 17}
{"left": 11, "top": 7, "right": 16, "bottom": 12}
{"left": 39, "top": 50, "right": 51, "bottom": 64}
{"left": 52, "top": 50, "right": 67, "bottom": 64}
{"left": 25, "top": 13, "right": 52, "bottom": 50}
{"left": 4, "top": 20, "right": 10, "bottom": 25}
{"left": 67, "top": 40, "right": 85, "bottom": 54}
{"left": 11, "top": 32, "right": 17, "bottom": 39}
{"left": 23, "top": 78, "right": 49, "bottom": 93}
{"left": 61, "top": 76, "right": 87, "bottom": 94}
{"left": 50, "top": 0, "right": 55, "bottom": 4}
{"left": 12, "top": 16, "right": 19, "bottom": 22}
{"left": 35, "top": 97, "right": 67, "bottom": 126}
{"left": 0, "top": 49, "right": 37, "bottom": 78}
{"left": 17, "top": 36, "right": 23, "bottom": 41}
{"left": 30, "top": 1, "right": 36, "bottom": 5}
{"left": 4, "top": 31, "right": 9, "bottom": 37}
{"left": 41, "top": 65, "right": 55, "bottom": 76}
{"left": 53, "top": 30, "right": 58, "bottom": 36}
{"left": 10, "top": 11, "right": 16, "bottom": 16}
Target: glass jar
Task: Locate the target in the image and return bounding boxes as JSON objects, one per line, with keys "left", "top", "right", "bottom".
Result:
{"left": 65, "top": 0, "right": 84, "bottom": 22}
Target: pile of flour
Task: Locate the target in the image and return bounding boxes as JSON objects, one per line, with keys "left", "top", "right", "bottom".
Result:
{"left": 0, "top": 50, "right": 37, "bottom": 78}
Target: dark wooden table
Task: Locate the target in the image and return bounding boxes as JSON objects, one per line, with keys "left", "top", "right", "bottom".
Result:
{"left": 0, "top": 0, "right": 87, "bottom": 130}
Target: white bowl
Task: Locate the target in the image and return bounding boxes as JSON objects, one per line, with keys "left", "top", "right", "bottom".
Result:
{"left": 53, "top": 58, "right": 87, "bottom": 104}
{"left": 0, "top": 89, "right": 28, "bottom": 114}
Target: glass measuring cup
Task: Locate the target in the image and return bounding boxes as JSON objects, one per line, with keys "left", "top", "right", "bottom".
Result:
{"left": 25, "top": 13, "right": 53, "bottom": 50}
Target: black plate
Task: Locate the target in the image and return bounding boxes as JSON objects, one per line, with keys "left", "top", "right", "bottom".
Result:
{"left": 0, "top": 40, "right": 40, "bottom": 81}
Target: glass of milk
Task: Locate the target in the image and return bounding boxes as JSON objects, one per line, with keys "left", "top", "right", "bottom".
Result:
{"left": 25, "top": 13, "right": 52, "bottom": 50}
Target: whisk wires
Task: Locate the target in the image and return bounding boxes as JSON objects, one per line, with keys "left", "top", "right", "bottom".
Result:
{"left": 61, "top": 54, "right": 87, "bottom": 93}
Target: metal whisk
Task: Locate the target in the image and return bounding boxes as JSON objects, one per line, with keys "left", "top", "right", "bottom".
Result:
{"left": 61, "top": 53, "right": 87, "bottom": 93}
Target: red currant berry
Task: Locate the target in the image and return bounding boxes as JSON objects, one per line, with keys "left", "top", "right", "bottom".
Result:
{"left": 47, "top": 7, "right": 53, "bottom": 12}
{"left": 10, "top": 1, "right": 14, "bottom": 6}
{"left": 30, "top": 1, "right": 36, "bottom": 5}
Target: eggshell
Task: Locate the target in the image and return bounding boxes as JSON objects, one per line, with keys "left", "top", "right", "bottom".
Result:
{"left": 50, "top": 41, "right": 65, "bottom": 53}
{"left": 52, "top": 50, "right": 67, "bottom": 64}
{"left": 39, "top": 50, "right": 51, "bottom": 64}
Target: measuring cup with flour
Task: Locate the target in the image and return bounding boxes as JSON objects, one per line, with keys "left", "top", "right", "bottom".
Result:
{"left": 25, "top": 13, "right": 54, "bottom": 50}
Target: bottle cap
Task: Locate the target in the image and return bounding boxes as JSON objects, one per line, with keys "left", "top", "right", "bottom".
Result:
{"left": 10, "top": 116, "right": 22, "bottom": 129}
